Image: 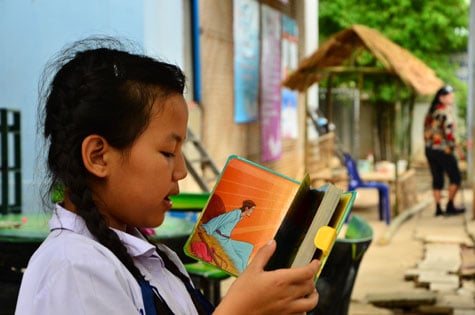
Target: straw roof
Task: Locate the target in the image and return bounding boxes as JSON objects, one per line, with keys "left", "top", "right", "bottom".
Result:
{"left": 282, "top": 24, "right": 443, "bottom": 95}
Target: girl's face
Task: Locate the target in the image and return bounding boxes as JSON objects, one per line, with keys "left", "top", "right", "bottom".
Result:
{"left": 97, "top": 94, "right": 189, "bottom": 231}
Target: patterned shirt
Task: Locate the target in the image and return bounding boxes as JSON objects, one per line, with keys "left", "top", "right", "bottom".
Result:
{"left": 424, "top": 103, "right": 456, "bottom": 153}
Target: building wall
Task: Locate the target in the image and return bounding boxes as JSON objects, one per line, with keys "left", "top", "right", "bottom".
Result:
{"left": 197, "top": 0, "right": 312, "bottom": 181}
{"left": 0, "top": 0, "right": 186, "bottom": 212}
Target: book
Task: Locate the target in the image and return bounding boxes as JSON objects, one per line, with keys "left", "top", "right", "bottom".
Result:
{"left": 183, "top": 155, "right": 356, "bottom": 278}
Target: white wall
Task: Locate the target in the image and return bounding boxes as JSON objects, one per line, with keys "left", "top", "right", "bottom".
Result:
{"left": 0, "top": 0, "right": 185, "bottom": 213}
{"left": 303, "top": 0, "right": 319, "bottom": 140}
{"left": 412, "top": 103, "right": 430, "bottom": 164}
{"left": 144, "top": 0, "right": 185, "bottom": 66}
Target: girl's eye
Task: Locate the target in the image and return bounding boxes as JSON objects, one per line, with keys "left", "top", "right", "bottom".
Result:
{"left": 161, "top": 151, "right": 175, "bottom": 158}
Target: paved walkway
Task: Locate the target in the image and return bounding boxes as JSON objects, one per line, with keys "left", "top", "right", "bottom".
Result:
{"left": 348, "top": 167, "right": 475, "bottom": 315}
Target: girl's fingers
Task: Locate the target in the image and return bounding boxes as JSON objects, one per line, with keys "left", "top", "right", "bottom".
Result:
{"left": 288, "top": 288, "right": 319, "bottom": 313}
{"left": 246, "top": 240, "right": 276, "bottom": 271}
{"left": 274, "top": 259, "right": 320, "bottom": 284}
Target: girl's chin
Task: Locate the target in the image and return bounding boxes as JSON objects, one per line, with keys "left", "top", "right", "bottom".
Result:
{"left": 150, "top": 215, "right": 166, "bottom": 228}
{"left": 139, "top": 213, "right": 166, "bottom": 230}
{"left": 139, "top": 206, "right": 168, "bottom": 229}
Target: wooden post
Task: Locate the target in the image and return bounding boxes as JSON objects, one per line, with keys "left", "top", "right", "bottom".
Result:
{"left": 469, "top": 2, "right": 475, "bottom": 219}
{"left": 325, "top": 73, "right": 334, "bottom": 124}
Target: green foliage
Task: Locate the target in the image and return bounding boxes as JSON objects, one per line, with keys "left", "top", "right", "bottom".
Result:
{"left": 51, "top": 184, "right": 64, "bottom": 203}
{"left": 318, "top": 0, "right": 469, "bottom": 115}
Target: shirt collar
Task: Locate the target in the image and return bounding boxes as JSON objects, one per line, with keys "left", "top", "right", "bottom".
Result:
{"left": 50, "top": 204, "right": 157, "bottom": 258}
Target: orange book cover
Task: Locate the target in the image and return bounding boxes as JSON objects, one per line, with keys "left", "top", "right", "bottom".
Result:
{"left": 183, "top": 155, "right": 352, "bottom": 277}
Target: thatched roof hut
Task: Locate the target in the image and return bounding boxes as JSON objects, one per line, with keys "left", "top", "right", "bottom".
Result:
{"left": 282, "top": 24, "right": 443, "bottom": 95}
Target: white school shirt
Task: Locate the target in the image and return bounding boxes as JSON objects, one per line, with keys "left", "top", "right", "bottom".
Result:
{"left": 15, "top": 205, "right": 198, "bottom": 315}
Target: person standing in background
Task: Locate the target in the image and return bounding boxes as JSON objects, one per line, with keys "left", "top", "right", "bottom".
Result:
{"left": 424, "top": 85, "right": 466, "bottom": 216}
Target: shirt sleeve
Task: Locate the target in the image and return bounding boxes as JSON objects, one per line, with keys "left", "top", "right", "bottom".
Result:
{"left": 17, "top": 252, "right": 143, "bottom": 315}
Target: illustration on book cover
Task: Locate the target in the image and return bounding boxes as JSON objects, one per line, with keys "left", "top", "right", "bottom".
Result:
{"left": 185, "top": 156, "right": 301, "bottom": 275}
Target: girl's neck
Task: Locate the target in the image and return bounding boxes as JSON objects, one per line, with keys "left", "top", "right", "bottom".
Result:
{"left": 62, "top": 195, "right": 77, "bottom": 213}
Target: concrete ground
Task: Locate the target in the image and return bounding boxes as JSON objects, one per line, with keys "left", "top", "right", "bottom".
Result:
{"left": 348, "top": 167, "right": 475, "bottom": 315}
{"left": 220, "top": 166, "right": 475, "bottom": 314}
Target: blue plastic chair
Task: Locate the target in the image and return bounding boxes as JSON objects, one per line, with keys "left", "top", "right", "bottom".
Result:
{"left": 343, "top": 152, "right": 391, "bottom": 225}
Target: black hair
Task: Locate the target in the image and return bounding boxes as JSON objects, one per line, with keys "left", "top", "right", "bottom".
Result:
{"left": 39, "top": 37, "right": 211, "bottom": 314}
{"left": 428, "top": 85, "right": 454, "bottom": 114}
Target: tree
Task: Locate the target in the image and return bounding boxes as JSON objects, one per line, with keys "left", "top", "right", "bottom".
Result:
{"left": 319, "top": 0, "right": 469, "bottom": 110}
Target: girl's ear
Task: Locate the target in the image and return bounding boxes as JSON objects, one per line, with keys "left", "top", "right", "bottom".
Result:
{"left": 82, "top": 135, "right": 110, "bottom": 178}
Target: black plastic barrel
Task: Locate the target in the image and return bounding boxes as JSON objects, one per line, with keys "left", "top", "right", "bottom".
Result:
{"left": 0, "top": 241, "right": 41, "bottom": 315}
{"left": 308, "top": 215, "right": 373, "bottom": 315}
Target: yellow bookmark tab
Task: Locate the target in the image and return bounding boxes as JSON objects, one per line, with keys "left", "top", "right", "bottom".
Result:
{"left": 314, "top": 226, "right": 337, "bottom": 256}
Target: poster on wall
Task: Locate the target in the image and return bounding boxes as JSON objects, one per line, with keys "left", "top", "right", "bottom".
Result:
{"left": 281, "top": 15, "right": 299, "bottom": 139}
{"left": 260, "top": 5, "right": 282, "bottom": 162}
{"left": 233, "top": 0, "right": 260, "bottom": 123}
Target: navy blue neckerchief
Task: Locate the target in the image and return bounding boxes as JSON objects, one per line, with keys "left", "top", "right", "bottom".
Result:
{"left": 137, "top": 234, "right": 215, "bottom": 315}
{"left": 138, "top": 279, "right": 160, "bottom": 315}
{"left": 152, "top": 247, "right": 215, "bottom": 315}
{"left": 138, "top": 277, "right": 214, "bottom": 315}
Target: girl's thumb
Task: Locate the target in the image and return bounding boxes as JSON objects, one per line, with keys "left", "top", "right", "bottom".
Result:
{"left": 248, "top": 239, "right": 276, "bottom": 271}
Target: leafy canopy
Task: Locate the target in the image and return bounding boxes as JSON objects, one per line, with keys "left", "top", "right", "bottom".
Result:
{"left": 318, "top": 0, "right": 469, "bottom": 108}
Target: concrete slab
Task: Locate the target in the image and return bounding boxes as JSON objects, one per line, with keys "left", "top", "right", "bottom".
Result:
{"left": 348, "top": 301, "right": 393, "bottom": 315}
{"left": 348, "top": 181, "right": 475, "bottom": 314}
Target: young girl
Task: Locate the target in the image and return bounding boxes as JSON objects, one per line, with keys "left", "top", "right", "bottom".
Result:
{"left": 15, "top": 37, "right": 320, "bottom": 315}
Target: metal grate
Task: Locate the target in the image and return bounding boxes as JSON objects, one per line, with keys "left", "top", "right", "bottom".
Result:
{"left": 0, "top": 109, "right": 21, "bottom": 214}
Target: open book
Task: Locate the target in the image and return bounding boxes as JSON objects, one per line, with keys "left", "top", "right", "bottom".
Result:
{"left": 183, "top": 155, "right": 356, "bottom": 278}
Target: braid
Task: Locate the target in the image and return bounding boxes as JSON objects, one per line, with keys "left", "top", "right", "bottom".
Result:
{"left": 152, "top": 243, "right": 215, "bottom": 314}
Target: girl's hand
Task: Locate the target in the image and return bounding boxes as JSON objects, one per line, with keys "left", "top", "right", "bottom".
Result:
{"left": 214, "top": 240, "right": 320, "bottom": 315}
